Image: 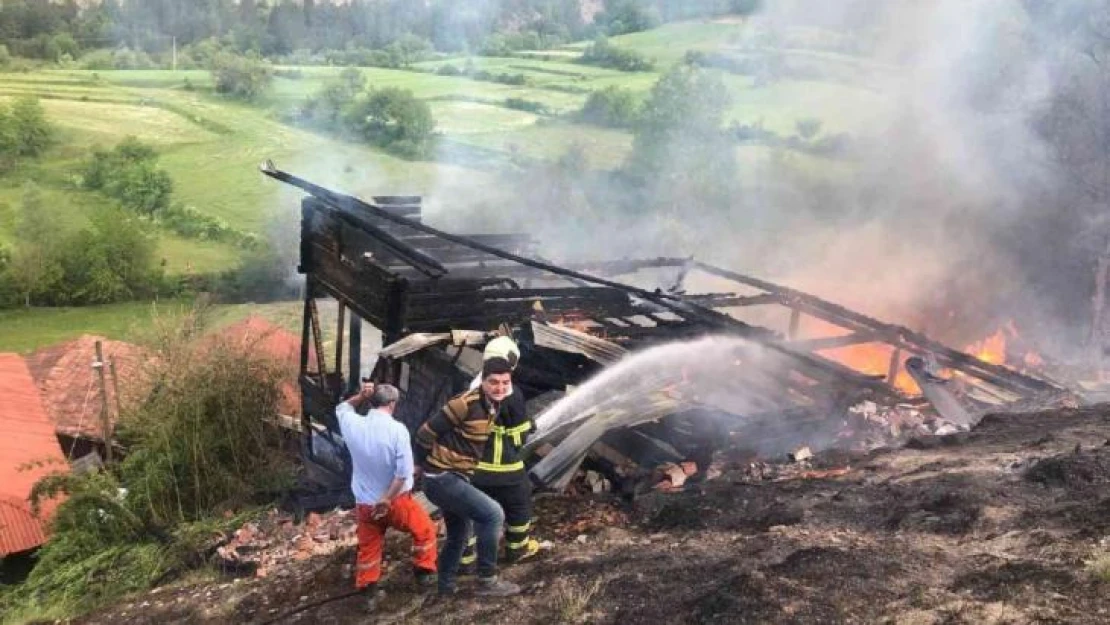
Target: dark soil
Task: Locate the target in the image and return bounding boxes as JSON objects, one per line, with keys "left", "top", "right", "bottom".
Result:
{"left": 72, "top": 405, "right": 1110, "bottom": 625}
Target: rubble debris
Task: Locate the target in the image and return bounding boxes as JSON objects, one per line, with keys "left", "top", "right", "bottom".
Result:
{"left": 215, "top": 508, "right": 358, "bottom": 578}
{"left": 261, "top": 163, "right": 1081, "bottom": 510}
{"left": 790, "top": 447, "right": 814, "bottom": 463}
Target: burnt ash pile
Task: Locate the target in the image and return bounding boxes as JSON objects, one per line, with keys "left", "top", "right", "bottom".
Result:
{"left": 260, "top": 163, "right": 1078, "bottom": 505}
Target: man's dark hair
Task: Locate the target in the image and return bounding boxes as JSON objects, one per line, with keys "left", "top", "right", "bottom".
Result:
{"left": 482, "top": 357, "right": 513, "bottom": 379}
{"left": 369, "top": 383, "right": 400, "bottom": 408}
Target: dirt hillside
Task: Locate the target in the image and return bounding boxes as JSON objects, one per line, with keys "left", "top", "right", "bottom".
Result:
{"left": 72, "top": 405, "right": 1110, "bottom": 624}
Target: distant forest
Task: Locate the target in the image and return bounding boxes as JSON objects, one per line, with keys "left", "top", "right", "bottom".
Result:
{"left": 0, "top": 0, "right": 760, "bottom": 60}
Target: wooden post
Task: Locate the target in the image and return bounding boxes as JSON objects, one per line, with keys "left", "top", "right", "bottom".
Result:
{"left": 108, "top": 358, "right": 123, "bottom": 418}
{"left": 788, "top": 309, "right": 802, "bottom": 341}
{"left": 887, "top": 348, "right": 902, "bottom": 387}
{"left": 335, "top": 302, "right": 346, "bottom": 383}
{"left": 94, "top": 341, "right": 112, "bottom": 463}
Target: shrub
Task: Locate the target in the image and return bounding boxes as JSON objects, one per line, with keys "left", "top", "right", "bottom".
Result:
{"left": 578, "top": 36, "right": 654, "bottom": 72}
{"left": 82, "top": 137, "right": 173, "bottom": 216}
{"left": 579, "top": 86, "right": 640, "bottom": 128}
{"left": 0, "top": 310, "right": 292, "bottom": 617}
{"left": 0, "top": 96, "right": 53, "bottom": 162}
{"left": 343, "top": 87, "right": 436, "bottom": 158}
{"left": 505, "top": 98, "right": 548, "bottom": 114}
{"left": 210, "top": 52, "right": 272, "bottom": 101}
{"left": 158, "top": 202, "right": 260, "bottom": 247}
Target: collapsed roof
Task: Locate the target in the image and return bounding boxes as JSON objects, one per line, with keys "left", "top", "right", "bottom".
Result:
{"left": 263, "top": 163, "right": 1074, "bottom": 495}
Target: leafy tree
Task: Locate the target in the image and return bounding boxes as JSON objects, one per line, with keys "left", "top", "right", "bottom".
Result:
{"left": 343, "top": 88, "right": 436, "bottom": 158}
{"left": 578, "top": 36, "right": 655, "bottom": 72}
{"left": 57, "top": 205, "right": 160, "bottom": 304}
{"left": 626, "top": 65, "right": 737, "bottom": 213}
{"left": 10, "top": 96, "right": 52, "bottom": 157}
{"left": 580, "top": 86, "right": 641, "bottom": 128}
{"left": 8, "top": 183, "right": 63, "bottom": 307}
{"left": 597, "top": 0, "right": 661, "bottom": 36}
{"left": 210, "top": 51, "right": 273, "bottom": 101}
{"left": 82, "top": 138, "right": 173, "bottom": 217}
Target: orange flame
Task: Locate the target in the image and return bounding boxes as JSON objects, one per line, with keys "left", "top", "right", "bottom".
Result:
{"left": 800, "top": 318, "right": 920, "bottom": 394}
{"left": 965, "top": 328, "right": 1007, "bottom": 365}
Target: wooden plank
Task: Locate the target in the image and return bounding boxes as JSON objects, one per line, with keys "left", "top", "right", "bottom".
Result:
{"left": 787, "top": 333, "right": 877, "bottom": 352}
{"left": 687, "top": 293, "right": 781, "bottom": 307}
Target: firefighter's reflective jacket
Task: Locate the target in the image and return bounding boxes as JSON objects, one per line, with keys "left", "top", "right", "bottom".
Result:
{"left": 473, "top": 390, "right": 533, "bottom": 487}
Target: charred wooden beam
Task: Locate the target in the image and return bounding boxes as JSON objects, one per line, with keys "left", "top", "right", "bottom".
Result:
{"left": 310, "top": 198, "right": 446, "bottom": 278}
{"left": 397, "top": 233, "right": 537, "bottom": 252}
{"left": 390, "top": 258, "right": 687, "bottom": 282}
{"left": 686, "top": 293, "right": 782, "bottom": 308}
{"left": 788, "top": 333, "right": 878, "bottom": 351}
{"left": 691, "top": 261, "right": 1064, "bottom": 396}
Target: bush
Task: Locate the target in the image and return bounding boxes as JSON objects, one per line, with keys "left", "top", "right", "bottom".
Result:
{"left": 210, "top": 52, "right": 272, "bottom": 101}
{"left": 505, "top": 98, "right": 548, "bottom": 114}
{"left": 579, "top": 86, "right": 640, "bottom": 128}
{"left": 56, "top": 206, "right": 162, "bottom": 305}
{"left": 0, "top": 311, "right": 292, "bottom": 617}
{"left": 436, "top": 63, "right": 462, "bottom": 76}
{"left": 597, "top": 0, "right": 661, "bottom": 36}
{"left": 344, "top": 87, "right": 436, "bottom": 158}
{"left": 82, "top": 137, "right": 173, "bottom": 216}
{"left": 578, "top": 36, "right": 654, "bottom": 72}
{"left": 0, "top": 96, "right": 53, "bottom": 168}
{"left": 158, "top": 202, "right": 260, "bottom": 247}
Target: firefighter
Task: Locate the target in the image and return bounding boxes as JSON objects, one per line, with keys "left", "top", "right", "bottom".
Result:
{"left": 460, "top": 336, "right": 539, "bottom": 571}
{"left": 415, "top": 357, "right": 522, "bottom": 597}
{"left": 335, "top": 383, "right": 437, "bottom": 611}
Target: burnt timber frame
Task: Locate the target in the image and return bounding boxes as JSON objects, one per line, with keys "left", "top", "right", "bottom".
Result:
{"left": 264, "top": 162, "right": 1066, "bottom": 484}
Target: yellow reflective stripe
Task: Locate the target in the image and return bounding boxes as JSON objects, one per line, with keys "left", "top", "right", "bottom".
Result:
{"left": 490, "top": 424, "right": 507, "bottom": 435}
{"left": 505, "top": 423, "right": 531, "bottom": 435}
{"left": 506, "top": 521, "right": 531, "bottom": 533}
{"left": 507, "top": 538, "right": 529, "bottom": 549}
{"left": 476, "top": 461, "right": 525, "bottom": 472}
{"left": 467, "top": 536, "right": 477, "bottom": 546}
{"left": 511, "top": 432, "right": 522, "bottom": 446}
{"left": 492, "top": 432, "right": 504, "bottom": 464}
{"left": 460, "top": 554, "right": 476, "bottom": 565}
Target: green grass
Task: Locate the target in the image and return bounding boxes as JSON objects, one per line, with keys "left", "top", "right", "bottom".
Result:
{"left": 0, "top": 300, "right": 193, "bottom": 353}
{"left": 0, "top": 17, "right": 891, "bottom": 350}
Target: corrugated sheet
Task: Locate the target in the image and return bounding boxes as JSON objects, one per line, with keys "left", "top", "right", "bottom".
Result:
{"left": 0, "top": 353, "right": 67, "bottom": 556}
{"left": 0, "top": 496, "right": 48, "bottom": 555}
{"left": 531, "top": 321, "right": 628, "bottom": 365}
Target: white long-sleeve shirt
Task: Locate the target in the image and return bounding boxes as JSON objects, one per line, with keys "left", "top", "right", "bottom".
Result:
{"left": 335, "top": 403, "right": 414, "bottom": 504}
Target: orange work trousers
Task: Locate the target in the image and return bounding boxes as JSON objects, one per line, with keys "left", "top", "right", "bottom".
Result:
{"left": 355, "top": 492, "right": 438, "bottom": 588}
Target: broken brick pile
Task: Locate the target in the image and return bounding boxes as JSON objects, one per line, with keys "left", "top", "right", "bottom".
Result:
{"left": 216, "top": 509, "right": 360, "bottom": 579}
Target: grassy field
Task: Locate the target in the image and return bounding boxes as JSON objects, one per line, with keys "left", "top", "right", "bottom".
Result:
{"left": 0, "top": 17, "right": 890, "bottom": 348}
{"left": 0, "top": 299, "right": 307, "bottom": 353}
{"left": 0, "top": 300, "right": 192, "bottom": 353}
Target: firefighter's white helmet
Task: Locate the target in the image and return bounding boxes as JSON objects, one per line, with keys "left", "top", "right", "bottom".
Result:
{"left": 484, "top": 336, "right": 520, "bottom": 369}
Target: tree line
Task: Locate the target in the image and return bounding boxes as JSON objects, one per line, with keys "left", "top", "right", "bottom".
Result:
{"left": 0, "top": 0, "right": 761, "bottom": 62}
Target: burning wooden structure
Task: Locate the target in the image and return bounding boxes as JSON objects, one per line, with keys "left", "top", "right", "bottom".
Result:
{"left": 262, "top": 163, "right": 1073, "bottom": 501}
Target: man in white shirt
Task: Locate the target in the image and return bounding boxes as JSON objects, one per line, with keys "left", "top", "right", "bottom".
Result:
{"left": 336, "top": 382, "right": 437, "bottom": 609}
